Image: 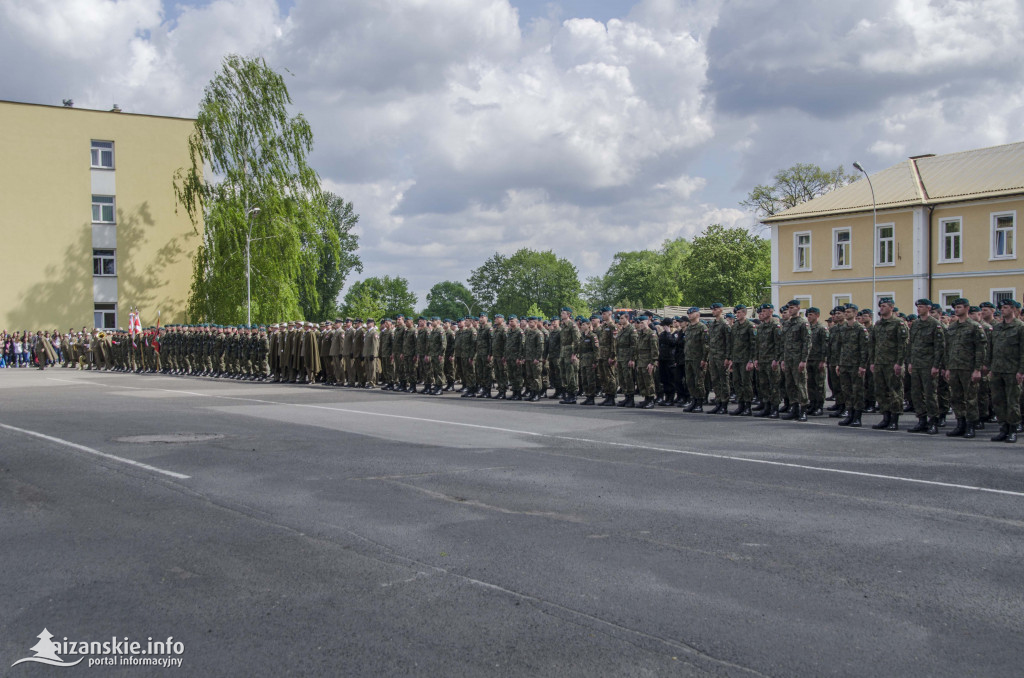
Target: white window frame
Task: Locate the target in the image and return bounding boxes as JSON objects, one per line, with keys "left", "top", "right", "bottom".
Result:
{"left": 93, "top": 249, "right": 116, "bottom": 276}
{"left": 90, "top": 140, "right": 114, "bottom": 169}
{"left": 793, "top": 231, "right": 812, "bottom": 272}
{"left": 832, "top": 293, "right": 852, "bottom": 308}
{"left": 92, "top": 195, "right": 115, "bottom": 223}
{"left": 938, "top": 289, "right": 963, "bottom": 311}
{"left": 938, "top": 217, "right": 962, "bottom": 264}
{"left": 875, "top": 222, "right": 896, "bottom": 267}
{"left": 991, "top": 288, "right": 1016, "bottom": 306}
{"left": 94, "top": 303, "right": 117, "bottom": 330}
{"left": 991, "top": 210, "right": 1016, "bottom": 260}
{"left": 832, "top": 227, "right": 852, "bottom": 270}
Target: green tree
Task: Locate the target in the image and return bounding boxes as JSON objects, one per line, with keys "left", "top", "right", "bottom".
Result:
{"left": 175, "top": 54, "right": 338, "bottom": 324}
{"left": 298, "top": 192, "right": 362, "bottom": 322}
{"left": 341, "top": 276, "right": 417, "bottom": 319}
{"left": 469, "top": 249, "right": 582, "bottom": 317}
{"left": 422, "top": 281, "right": 477, "bottom": 320}
{"left": 740, "top": 163, "right": 856, "bottom": 218}
{"left": 679, "top": 224, "right": 771, "bottom": 306}
{"left": 585, "top": 237, "right": 690, "bottom": 310}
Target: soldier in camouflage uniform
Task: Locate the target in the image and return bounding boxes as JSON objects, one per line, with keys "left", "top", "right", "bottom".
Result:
{"left": 401, "top": 317, "right": 417, "bottom": 392}
{"left": 707, "top": 303, "right": 732, "bottom": 414}
{"left": 805, "top": 307, "right": 829, "bottom": 416}
{"left": 614, "top": 312, "right": 638, "bottom": 408}
{"left": 558, "top": 309, "right": 581, "bottom": 404}
{"left": 681, "top": 307, "right": 709, "bottom": 412}
{"left": 475, "top": 314, "right": 493, "bottom": 397}
{"left": 547, "top": 318, "right": 562, "bottom": 398}
{"left": 870, "top": 297, "right": 909, "bottom": 431}
{"left": 635, "top": 315, "right": 658, "bottom": 409}
{"left": 728, "top": 305, "right": 756, "bottom": 416}
{"left": 578, "top": 315, "right": 599, "bottom": 405}
{"left": 988, "top": 298, "right": 1024, "bottom": 442}
{"left": 778, "top": 301, "right": 811, "bottom": 422}
{"left": 458, "top": 318, "right": 477, "bottom": 396}
{"left": 944, "top": 298, "right": 986, "bottom": 439}
{"left": 977, "top": 302, "right": 997, "bottom": 423}
{"left": 907, "top": 299, "right": 945, "bottom": 434}
{"left": 523, "top": 317, "right": 545, "bottom": 401}
{"left": 504, "top": 316, "right": 524, "bottom": 400}
{"left": 598, "top": 308, "right": 618, "bottom": 406}
{"left": 837, "top": 304, "right": 869, "bottom": 427}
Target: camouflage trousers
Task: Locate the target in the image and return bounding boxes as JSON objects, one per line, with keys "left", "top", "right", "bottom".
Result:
{"left": 757, "top": 365, "right": 779, "bottom": 407}
{"left": 709, "top": 357, "right": 729, "bottom": 404}
{"left": 494, "top": 359, "right": 508, "bottom": 391}
{"left": 909, "top": 366, "right": 940, "bottom": 419}
{"left": 636, "top": 361, "right": 656, "bottom": 398}
{"left": 599, "top": 359, "right": 617, "bottom": 395}
{"left": 990, "top": 372, "right": 1021, "bottom": 426}
{"left": 475, "top": 355, "right": 491, "bottom": 390}
{"left": 734, "top": 363, "right": 754, "bottom": 403}
{"left": 617, "top": 362, "right": 636, "bottom": 396}
{"left": 560, "top": 355, "right": 578, "bottom": 395}
{"left": 685, "top": 360, "right": 705, "bottom": 402}
{"left": 525, "top": 359, "right": 543, "bottom": 392}
{"left": 873, "top": 362, "right": 903, "bottom": 414}
{"left": 548, "top": 359, "right": 561, "bottom": 393}
{"left": 839, "top": 366, "right": 864, "bottom": 412}
{"left": 580, "top": 360, "right": 597, "bottom": 397}
{"left": 948, "top": 369, "right": 979, "bottom": 422}
{"left": 445, "top": 356, "right": 456, "bottom": 384}
{"left": 978, "top": 375, "right": 992, "bottom": 417}
{"left": 508, "top": 361, "right": 523, "bottom": 392}
{"left": 459, "top": 357, "right": 476, "bottom": 388}
{"left": 782, "top": 360, "right": 808, "bottom": 406}
{"left": 806, "top": 362, "right": 826, "bottom": 408}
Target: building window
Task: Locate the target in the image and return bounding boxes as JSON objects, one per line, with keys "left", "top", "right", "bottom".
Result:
{"left": 939, "top": 218, "right": 962, "bottom": 263}
{"left": 93, "top": 249, "right": 116, "bottom": 276}
{"left": 876, "top": 223, "right": 895, "bottom": 266}
{"left": 938, "top": 290, "right": 962, "bottom": 310}
{"left": 875, "top": 292, "right": 895, "bottom": 309}
{"left": 833, "top": 228, "right": 851, "bottom": 269}
{"left": 992, "top": 211, "right": 1016, "bottom": 259}
{"left": 793, "top": 231, "right": 811, "bottom": 271}
{"left": 94, "top": 303, "right": 117, "bottom": 330}
{"left": 832, "top": 293, "right": 852, "bottom": 308}
{"left": 992, "top": 288, "right": 1016, "bottom": 306}
{"left": 92, "top": 195, "right": 115, "bottom": 223}
{"left": 91, "top": 140, "right": 114, "bottom": 168}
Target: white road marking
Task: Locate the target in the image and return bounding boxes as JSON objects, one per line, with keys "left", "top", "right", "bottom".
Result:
{"left": 0, "top": 422, "right": 191, "bottom": 480}
{"left": 65, "top": 379, "right": 1024, "bottom": 499}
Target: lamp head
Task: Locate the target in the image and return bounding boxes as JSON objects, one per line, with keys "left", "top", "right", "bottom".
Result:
{"left": 852, "top": 161, "right": 865, "bottom": 173}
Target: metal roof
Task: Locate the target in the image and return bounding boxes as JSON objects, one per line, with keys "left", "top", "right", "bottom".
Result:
{"left": 763, "top": 140, "right": 1024, "bottom": 222}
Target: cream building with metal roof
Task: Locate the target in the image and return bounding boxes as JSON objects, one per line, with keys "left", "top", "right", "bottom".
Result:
{"left": 763, "top": 141, "right": 1024, "bottom": 312}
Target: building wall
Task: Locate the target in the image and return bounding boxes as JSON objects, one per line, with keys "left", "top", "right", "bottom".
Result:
{"left": 0, "top": 101, "right": 199, "bottom": 332}
{"left": 773, "top": 195, "right": 1024, "bottom": 312}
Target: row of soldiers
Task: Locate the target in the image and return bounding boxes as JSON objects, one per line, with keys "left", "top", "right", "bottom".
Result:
{"left": 62, "top": 294, "right": 1024, "bottom": 444}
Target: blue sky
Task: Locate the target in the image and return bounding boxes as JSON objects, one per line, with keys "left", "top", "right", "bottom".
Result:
{"left": 2, "top": 0, "right": 1022, "bottom": 303}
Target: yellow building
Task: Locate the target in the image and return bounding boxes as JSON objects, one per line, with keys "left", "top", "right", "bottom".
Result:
{"left": 0, "top": 99, "right": 200, "bottom": 332}
{"left": 765, "top": 142, "right": 1024, "bottom": 312}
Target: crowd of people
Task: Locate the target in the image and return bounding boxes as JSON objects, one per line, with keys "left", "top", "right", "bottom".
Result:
{"left": 1, "top": 329, "right": 60, "bottom": 368}
{"left": 11, "top": 295, "right": 1024, "bottom": 443}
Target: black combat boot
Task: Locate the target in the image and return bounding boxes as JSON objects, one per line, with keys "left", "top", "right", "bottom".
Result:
{"left": 848, "top": 410, "right": 862, "bottom": 427}
{"left": 946, "top": 418, "right": 966, "bottom": 437}
{"left": 838, "top": 409, "right": 855, "bottom": 426}
{"left": 991, "top": 423, "right": 1009, "bottom": 442}
{"left": 529, "top": 391, "right": 541, "bottom": 402}
{"left": 1007, "top": 427, "right": 1018, "bottom": 443}
{"left": 907, "top": 416, "right": 928, "bottom": 433}
{"left": 829, "top": 407, "right": 847, "bottom": 419}
{"left": 973, "top": 419, "right": 985, "bottom": 431}
{"left": 767, "top": 405, "right": 779, "bottom": 419}
{"left": 797, "top": 404, "right": 807, "bottom": 422}
{"left": 561, "top": 395, "right": 577, "bottom": 405}
{"left": 616, "top": 395, "right": 628, "bottom": 407}
{"left": 780, "top": 403, "right": 800, "bottom": 420}
{"left": 692, "top": 401, "right": 705, "bottom": 414}
{"left": 625, "top": 394, "right": 636, "bottom": 408}
{"left": 778, "top": 400, "right": 790, "bottom": 414}
{"left": 740, "top": 402, "right": 753, "bottom": 416}
{"left": 496, "top": 390, "right": 507, "bottom": 400}
{"left": 1017, "top": 422, "right": 1023, "bottom": 433}
{"left": 807, "top": 405, "right": 824, "bottom": 416}
{"left": 461, "top": 388, "right": 474, "bottom": 398}
{"left": 641, "top": 397, "right": 654, "bottom": 409}
{"left": 872, "top": 412, "right": 892, "bottom": 430}
{"left": 964, "top": 419, "right": 976, "bottom": 439}
{"left": 580, "top": 396, "right": 595, "bottom": 406}
{"left": 826, "top": 402, "right": 842, "bottom": 412}
{"left": 729, "top": 402, "right": 745, "bottom": 415}
{"left": 926, "top": 417, "right": 939, "bottom": 435}
{"left": 598, "top": 395, "right": 616, "bottom": 406}
{"left": 938, "top": 415, "right": 947, "bottom": 428}
{"left": 753, "top": 403, "right": 772, "bottom": 418}
{"left": 886, "top": 414, "right": 900, "bottom": 431}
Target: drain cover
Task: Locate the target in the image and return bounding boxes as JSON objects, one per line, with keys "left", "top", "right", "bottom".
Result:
{"left": 115, "top": 433, "right": 224, "bottom": 444}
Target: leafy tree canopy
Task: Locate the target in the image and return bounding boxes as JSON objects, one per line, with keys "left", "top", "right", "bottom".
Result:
{"left": 679, "top": 224, "right": 771, "bottom": 306}
{"left": 341, "top": 276, "right": 417, "bottom": 320}
{"left": 422, "top": 281, "right": 478, "bottom": 320}
{"left": 468, "top": 249, "right": 582, "bottom": 318}
{"left": 740, "top": 163, "right": 856, "bottom": 218}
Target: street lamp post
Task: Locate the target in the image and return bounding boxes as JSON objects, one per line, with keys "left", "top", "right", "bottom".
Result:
{"left": 245, "top": 206, "right": 261, "bottom": 327}
{"left": 852, "top": 162, "right": 877, "bottom": 305}
{"left": 457, "top": 299, "right": 476, "bottom": 318}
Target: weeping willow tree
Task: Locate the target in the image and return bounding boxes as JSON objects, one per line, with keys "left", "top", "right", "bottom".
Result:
{"left": 174, "top": 54, "right": 343, "bottom": 324}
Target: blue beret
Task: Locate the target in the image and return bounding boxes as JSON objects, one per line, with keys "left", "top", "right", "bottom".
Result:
{"left": 687, "top": 306, "right": 700, "bottom": 314}
{"left": 561, "top": 307, "right": 572, "bottom": 313}
{"left": 508, "top": 315, "right": 517, "bottom": 319}
{"left": 710, "top": 302, "right": 723, "bottom": 309}
{"left": 600, "top": 306, "right": 613, "bottom": 313}
{"left": 494, "top": 314, "right": 504, "bottom": 318}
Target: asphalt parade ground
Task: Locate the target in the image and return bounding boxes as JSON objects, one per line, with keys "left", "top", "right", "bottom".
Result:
{"left": 2, "top": 369, "right": 1023, "bottom": 677}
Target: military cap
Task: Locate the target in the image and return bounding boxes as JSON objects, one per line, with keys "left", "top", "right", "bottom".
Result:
{"left": 1016, "top": 301, "right": 1022, "bottom": 309}
{"left": 807, "top": 307, "right": 820, "bottom": 315}
{"left": 661, "top": 318, "right": 673, "bottom": 326}
{"left": 772, "top": 313, "right": 780, "bottom": 319}
{"left": 734, "top": 304, "right": 747, "bottom": 311}
{"left": 725, "top": 313, "right": 735, "bottom": 319}
{"left": 590, "top": 314, "right": 600, "bottom": 320}
{"left": 710, "top": 302, "right": 723, "bottom": 309}
{"left": 600, "top": 306, "right": 613, "bottom": 313}
{"left": 999, "top": 297, "right": 1016, "bottom": 307}
{"left": 862, "top": 309, "right": 873, "bottom": 316}
{"left": 930, "top": 303, "right": 941, "bottom": 311}
{"left": 549, "top": 317, "right": 558, "bottom": 322}
{"left": 443, "top": 318, "right": 451, "bottom": 323}
{"left": 762, "top": 303, "right": 775, "bottom": 310}
{"left": 636, "top": 314, "right": 648, "bottom": 321}
{"left": 979, "top": 301, "right": 995, "bottom": 309}
{"left": 969, "top": 306, "right": 980, "bottom": 314}
{"left": 787, "top": 299, "right": 801, "bottom": 308}
{"left": 877, "top": 296, "right": 894, "bottom": 306}
{"left": 687, "top": 306, "right": 700, "bottom": 314}
{"left": 561, "top": 307, "right": 572, "bottom": 313}
{"left": 508, "top": 314, "right": 517, "bottom": 320}
{"left": 494, "top": 313, "right": 504, "bottom": 319}
{"left": 915, "top": 298, "right": 932, "bottom": 307}
{"left": 907, "top": 314, "right": 918, "bottom": 321}
{"left": 576, "top": 315, "right": 585, "bottom": 322}
{"left": 478, "top": 312, "right": 487, "bottom": 318}
{"left": 844, "top": 303, "right": 858, "bottom": 310}
{"left": 952, "top": 297, "right": 970, "bottom": 307}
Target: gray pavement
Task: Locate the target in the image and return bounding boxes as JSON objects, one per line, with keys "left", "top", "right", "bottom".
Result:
{"left": 2, "top": 368, "right": 1024, "bottom": 677}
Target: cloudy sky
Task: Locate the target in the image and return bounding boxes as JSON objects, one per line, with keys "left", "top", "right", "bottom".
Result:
{"left": 3, "top": 0, "right": 1023, "bottom": 303}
